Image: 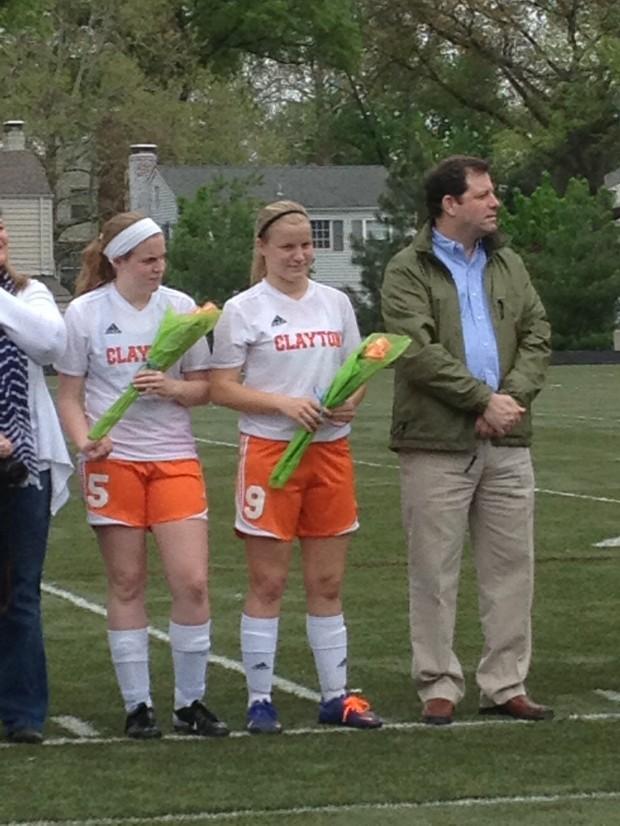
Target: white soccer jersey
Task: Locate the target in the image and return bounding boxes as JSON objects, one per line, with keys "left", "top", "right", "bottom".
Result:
{"left": 55, "top": 283, "right": 211, "bottom": 461}
{"left": 211, "top": 279, "right": 361, "bottom": 441}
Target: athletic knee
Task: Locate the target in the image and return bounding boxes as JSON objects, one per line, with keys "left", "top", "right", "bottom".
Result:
{"left": 249, "top": 573, "right": 288, "bottom": 608}
{"left": 108, "top": 571, "right": 146, "bottom": 605}
{"left": 306, "top": 572, "right": 342, "bottom": 604}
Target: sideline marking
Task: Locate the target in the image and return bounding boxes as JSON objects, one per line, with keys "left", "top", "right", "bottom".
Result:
{"left": 50, "top": 716, "right": 100, "bottom": 738}
{"left": 1, "top": 712, "right": 619, "bottom": 750}
{"left": 41, "top": 583, "right": 320, "bottom": 703}
{"left": 196, "top": 437, "right": 620, "bottom": 504}
{"left": 593, "top": 536, "right": 620, "bottom": 547}
{"left": 3, "top": 790, "right": 620, "bottom": 825}
{"left": 595, "top": 689, "right": 620, "bottom": 704}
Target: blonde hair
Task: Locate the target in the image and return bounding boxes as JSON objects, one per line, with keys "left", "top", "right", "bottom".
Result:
{"left": 74, "top": 211, "right": 147, "bottom": 296}
{"left": 250, "top": 200, "right": 310, "bottom": 284}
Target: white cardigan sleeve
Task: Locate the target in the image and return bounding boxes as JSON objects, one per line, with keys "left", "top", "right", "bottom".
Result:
{"left": 0, "top": 279, "right": 66, "bottom": 365}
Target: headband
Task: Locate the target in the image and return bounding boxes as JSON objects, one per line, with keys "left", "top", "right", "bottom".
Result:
{"left": 103, "top": 217, "right": 162, "bottom": 261}
{"left": 257, "top": 209, "right": 308, "bottom": 238}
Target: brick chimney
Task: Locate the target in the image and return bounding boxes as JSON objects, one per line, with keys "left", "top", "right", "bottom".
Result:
{"left": 3, "top": 120, "right": 26, "bottom": 151}
{"left": 128, "top": 144, "right": 158, "bottom": 214}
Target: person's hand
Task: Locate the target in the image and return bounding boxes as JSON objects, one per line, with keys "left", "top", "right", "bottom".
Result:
{"left": 80, "top": 436, "right": 113, "bottom": 461}
{"left": 0, "top": 435, "right": 13, "bottom": 458}
{"left": 132, "top": 369, "right": 176, "bottom": 399}
{"left": 323, "top": 399, "right": 357, "bottom": 425}
{"left": 475, "top": 416, "right": 500, "bottom": 439}
{"left": 481, "top": 393, "right": 525, "bottom": 437}
{"left": 278, "top": 396, "right": 323, "bottom": 432}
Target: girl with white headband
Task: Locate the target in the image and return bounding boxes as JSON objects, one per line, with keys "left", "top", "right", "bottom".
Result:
{"left": 56, "top": 211, "right": 229, "bottom": 740}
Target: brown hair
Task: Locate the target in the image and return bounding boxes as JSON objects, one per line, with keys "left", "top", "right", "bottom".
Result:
{"left": 425, "top": 155, "right": 491, "bottom": 220}
{"left": 250, "top": 200, "right": 310, "bottom": 284}
{"left": 74, "top": 211, "right": 148, "bottom": 296}
{"left": 0, "top": 210, "right": 28, "bottom": 290}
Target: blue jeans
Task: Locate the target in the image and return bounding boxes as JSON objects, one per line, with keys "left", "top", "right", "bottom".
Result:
{"left": 0, "top": 470, "right": 51, "bottom": 734}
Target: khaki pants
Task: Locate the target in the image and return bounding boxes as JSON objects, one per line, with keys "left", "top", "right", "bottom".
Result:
{"left": 399, "top": 443, "right": 535, "bottom": 707}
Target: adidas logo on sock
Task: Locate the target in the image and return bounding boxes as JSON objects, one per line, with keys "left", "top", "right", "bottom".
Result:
{"left": 337, "top": 657, "right": 348, "bottom": 668}
{"left": 105, "top": 322, "right": 122, "bottom": 334}
{"left": 251, "top": 662, "right": 269, "bottom": 670}
{"left": 271, "top": 315, "right": 287, "bottom": 327}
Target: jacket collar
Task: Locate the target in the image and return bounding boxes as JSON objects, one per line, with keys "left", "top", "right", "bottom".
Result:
{"left": 412, "top": 221, "right": 507, "bottom": 256}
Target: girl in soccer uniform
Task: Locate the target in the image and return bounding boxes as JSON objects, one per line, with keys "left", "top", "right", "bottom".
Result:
{"left": 56, "top": 212, "right": 228, "bottom": 739}
{"left": 210, "top": 200, "right": 382, "bottom": 733}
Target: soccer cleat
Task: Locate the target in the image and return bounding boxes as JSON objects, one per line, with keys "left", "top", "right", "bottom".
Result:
{"left": 173, "top": 700, "right": 230, "bottom": 737}
{"left": 318, "top": 692, "right": 383, "bottom": 729}
{"left": 246, "top": 699, "right": 283, "bottom": 734}
{"left": 124, "top": 703, "right": 162, "bottom": 740}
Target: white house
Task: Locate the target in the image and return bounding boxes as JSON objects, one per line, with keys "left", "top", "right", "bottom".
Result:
{"left": 0, "top": 120, "right": 70, "bottom": 308}
{"left": 128, "top": 144, "right": 388, "bottom": 292}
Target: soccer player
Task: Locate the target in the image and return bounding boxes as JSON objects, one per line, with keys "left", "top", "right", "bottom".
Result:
{"left": 209, "top": 200, "right": 382, "bottom": 734}
{"left": 56, "top": 212, "right": 228, "bottom": 739}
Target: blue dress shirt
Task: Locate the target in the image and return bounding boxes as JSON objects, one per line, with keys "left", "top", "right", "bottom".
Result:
{"left": 432, "top": 228, "right": 500, "bottom": 390}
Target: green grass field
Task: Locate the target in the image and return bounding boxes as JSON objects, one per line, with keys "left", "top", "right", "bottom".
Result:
{"left": 2, "top": 365, "right": 620, "bottom": 825}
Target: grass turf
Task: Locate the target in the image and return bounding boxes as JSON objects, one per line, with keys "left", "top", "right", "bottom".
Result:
{"left": 1, "top": 365, "right": 619, "bottom": 825}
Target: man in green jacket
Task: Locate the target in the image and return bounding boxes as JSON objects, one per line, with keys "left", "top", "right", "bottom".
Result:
{"left": 381, "top": 155, "right": 552, "bottom": 726}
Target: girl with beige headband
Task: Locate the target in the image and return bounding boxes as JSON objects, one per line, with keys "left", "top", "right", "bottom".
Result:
{"left": 56, "top": 211, "right": 229, "bottom": 740}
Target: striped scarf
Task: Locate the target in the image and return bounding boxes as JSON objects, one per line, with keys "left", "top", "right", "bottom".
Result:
{"left": 0, "top": 268, "right": 37, "bottom": 485}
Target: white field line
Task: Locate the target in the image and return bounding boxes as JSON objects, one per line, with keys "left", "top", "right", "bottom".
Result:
{"left": 195, "top": 438, "right": 620, "bottom": 504}
{"left": 41, "top": 583, "right": 320, "bottom": 703}
{"left": 50, "top": 716, "right": 100, "bottom": 738}
{"left": 1, "top": 712, "right": 619, "bottom": 750}
{"left": 536, "top": 411, "right": 618, "bottom": 423}
{"left": 3, "top": 790, "right": 620, "bottom": 825}
{"left": 595, "top": 689, "right": 620, "bottom": 703}
{"left": 593, "top": 536, "right": 620, "bottom": 547}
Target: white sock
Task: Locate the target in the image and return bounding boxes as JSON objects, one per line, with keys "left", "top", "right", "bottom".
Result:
{"left": 241, "top": 613, "right": 279, "bottom": 706}
{"left": 169, "top": 619, "right": 211, "bottom": 709}
{"left": 107, "top": 628, "right": 152, "bottom": 713}
{"left": 307, "top": 614, "right": 347, "bottom": 702}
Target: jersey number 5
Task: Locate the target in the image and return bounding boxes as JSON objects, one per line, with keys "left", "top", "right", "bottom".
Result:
{"left": 86, "top": 473, "right": 110, "bottom": 508}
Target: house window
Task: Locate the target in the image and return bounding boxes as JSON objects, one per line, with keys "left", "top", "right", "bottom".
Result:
{"left": 365, "top": 219, "right": 390, "bottom": 240}
{"left": 311, "top": 220, "right": 331, "bottom": 249}
{"left": 311, "top": 219, "right": 344, "bottom": 251}
{"left": 350, "top": 218, "right": 390, "bottom": 244}
{"left": 70, "top": 188, "right": 91, "bottom": 222}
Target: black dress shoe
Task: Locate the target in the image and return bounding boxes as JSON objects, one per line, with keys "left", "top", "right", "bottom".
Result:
{"left": 7, "top": 727, "right": 44, "bottom": 744}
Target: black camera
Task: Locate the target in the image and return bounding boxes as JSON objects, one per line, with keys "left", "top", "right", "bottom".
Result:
{"left": 0, "top": 456, "right": 28, "bottom": 487}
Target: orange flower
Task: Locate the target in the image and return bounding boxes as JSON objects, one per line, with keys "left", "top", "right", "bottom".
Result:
{"left": 363, "top": 336, "right": 392, "bottom": 360}
{"left": 193, "top": 301, "right": 219, "bottom": 314}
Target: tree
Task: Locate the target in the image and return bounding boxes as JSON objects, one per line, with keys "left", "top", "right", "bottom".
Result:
{"left": 187, "top": 0, "right": 362, "bottom": 74}
{"left": 166, "top": 177, "right": 260, "bottom": 306}
{"left": 358, "top": 0, "right": 620, "bottom": 191}
{"left": 502, "top": 175, "right": 620, "bottom": 349}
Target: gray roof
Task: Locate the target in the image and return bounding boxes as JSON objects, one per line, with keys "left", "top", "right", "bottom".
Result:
{"left": 158, "top": 164, "right": 387, "bottom": 209}
{"left": 0, "top": 150, "right": 52, "bottom": 196}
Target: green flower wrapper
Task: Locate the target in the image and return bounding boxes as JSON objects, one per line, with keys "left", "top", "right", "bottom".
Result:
{"left": 268, "top": 332, "right": 411, "bottom": 489}
{"left": 87, "top": 303, "right": 221, "bottom": 441}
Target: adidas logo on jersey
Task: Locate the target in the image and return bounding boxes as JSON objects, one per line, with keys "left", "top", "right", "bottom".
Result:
{"left": 270, "top": 315, "right": 287, "bottom": 327}
{"left": 105, "top": 323, "right": 122, "bottom": 335}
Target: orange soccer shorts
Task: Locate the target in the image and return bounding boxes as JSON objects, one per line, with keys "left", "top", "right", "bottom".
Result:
{"left": 235, "top": 434, "right": 358, "bottom": 541}
{"left": 81, "top": 458, "right": 207, "bottom": 528}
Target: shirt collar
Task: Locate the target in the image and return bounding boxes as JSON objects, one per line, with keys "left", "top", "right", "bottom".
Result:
{"left": 432, "top": 227, "right": 482, "bottom": 258}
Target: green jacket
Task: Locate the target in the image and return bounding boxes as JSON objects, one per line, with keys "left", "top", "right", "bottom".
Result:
{"left": 381, "top": 222, "right": 551, "bottom": 452}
